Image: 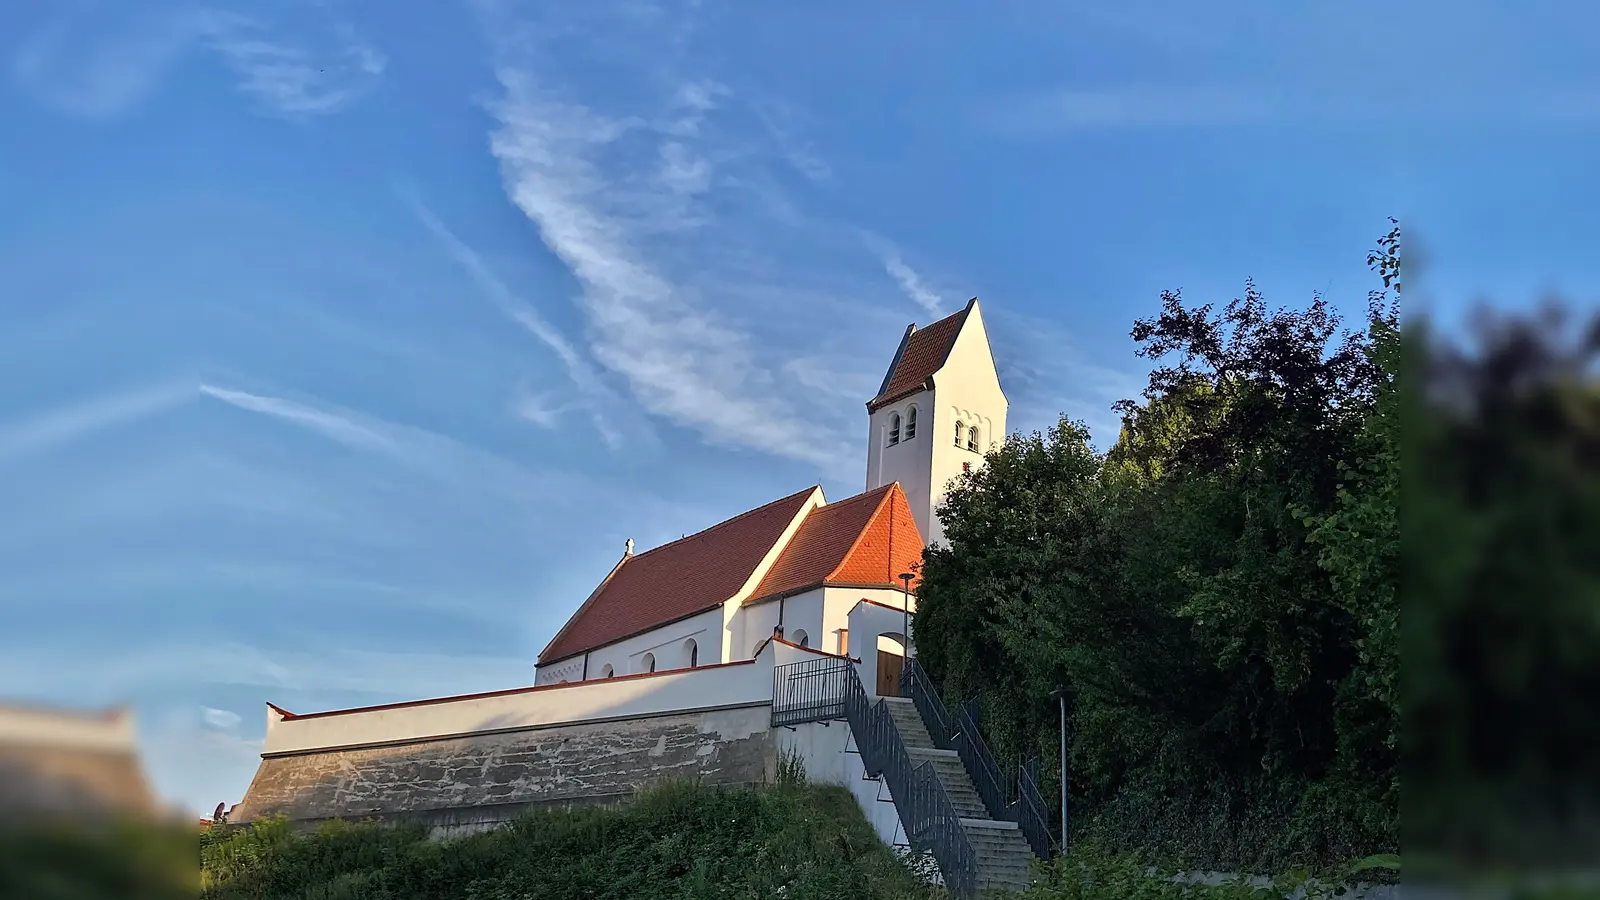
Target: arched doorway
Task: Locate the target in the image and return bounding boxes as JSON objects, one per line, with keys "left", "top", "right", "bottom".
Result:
{"left": 876, "top": 633, "right": 907, "bottom": 697}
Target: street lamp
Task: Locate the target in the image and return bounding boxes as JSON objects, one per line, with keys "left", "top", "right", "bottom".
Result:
{"left": 897, "top": 570, "right": 915, "bottom": 657}
{"left": 1048, "top": 685, "right": 1069, "bottom": 850}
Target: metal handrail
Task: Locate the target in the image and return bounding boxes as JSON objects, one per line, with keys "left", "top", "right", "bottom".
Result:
{"left": 953, "top": 697, "right": 1012, "bottom": 822}
{"left": 900, "top": 659, "right": 1054, "bottom": 862}
{"left": 899, "top": 656, "right": 956, "bottom": 749}
{"left": 771, "top": 654, "right": 849, "bottom": 726}
{"left": 1017, "top": 757, "right": 1058, "bottom": 859}
{"left": 774, "top": 658, "right": 979, "bottom": 898}
{"left": 902, "top": 660, "right": 1012, "bottom": 821}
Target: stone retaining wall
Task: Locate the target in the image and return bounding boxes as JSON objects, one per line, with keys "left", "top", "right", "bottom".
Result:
{"left": 232, "top": 703, "right": 774, "bottom": 827}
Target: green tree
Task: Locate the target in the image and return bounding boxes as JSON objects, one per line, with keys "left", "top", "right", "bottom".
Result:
{"left": 914, "top": 226, "right": 1403, "bottom": 871}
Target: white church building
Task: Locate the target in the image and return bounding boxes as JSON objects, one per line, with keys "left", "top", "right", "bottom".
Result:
{"left": 231, "top": 299, "right": 1039, "bottom": 894}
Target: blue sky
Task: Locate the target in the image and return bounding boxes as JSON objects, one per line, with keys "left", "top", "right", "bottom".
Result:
{"left": 0, "top": 0, "right": 1592, "bottom": 815}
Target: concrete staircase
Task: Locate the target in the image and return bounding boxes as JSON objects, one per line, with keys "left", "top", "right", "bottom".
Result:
{"left": 882, "top": 697, "right": 1036, "bottom": 894}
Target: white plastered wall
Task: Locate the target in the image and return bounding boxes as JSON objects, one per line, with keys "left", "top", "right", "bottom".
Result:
{"left": 777, "top": 721, "right": 907, "bottom": 849}
{"left": 865, "top": 396, "right": 936, "bottom": 542}
{"left": 924, "top": 302, "right": 1007, "bottom": 547}
{"left": 267, "top": 651, "right": 781, "bottom": 755}
{"left": 823, "top": 586, "right": 912, "bottom": 658}
{"left": 534, "top": 607, "right": 727, "bottom": 685}
{"left": 848, "top": 599, "right": 916, "bottom": 700}
{"left": 720, "top": 487, "right": 826, "bottom": 662}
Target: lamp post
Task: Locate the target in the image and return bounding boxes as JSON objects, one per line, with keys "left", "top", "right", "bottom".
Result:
{"left": 897, "top": 570, "right": 915, "bottom": 657}
{"left": 1048, "top": 686, "right": 1069, "bottom": 850}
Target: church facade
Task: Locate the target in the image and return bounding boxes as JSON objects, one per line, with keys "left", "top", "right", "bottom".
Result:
{"left": 532, "top": 296, "right": 1006, "bottom": 689}
{"left": 230, "top": 299, "right": 1009, "bottom": 853}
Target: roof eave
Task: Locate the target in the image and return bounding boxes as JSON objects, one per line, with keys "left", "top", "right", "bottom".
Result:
{"left": 866, "top": 378, "right": 934, "bottom": 413}
{"left": 538, "top": 601, "right": 730, "bottom": 668}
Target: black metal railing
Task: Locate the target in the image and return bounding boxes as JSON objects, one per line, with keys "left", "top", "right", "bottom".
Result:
{"left": 1017, "top": 757, "right": 1058, "bottom": 859}
{"left": 771, "top": 655, "right": 849, "bottom": 726}
{"left": 773, "top": 658, "right": 979, "bottom": 898}
{"left": 900, "top": 656, "right": 956, "bottom": 748}
{"left": 899, "top": 659, "right": 1055, "bottom": 862}
{"left": 953, "top": 697, "right": 1012, "bottom": 822}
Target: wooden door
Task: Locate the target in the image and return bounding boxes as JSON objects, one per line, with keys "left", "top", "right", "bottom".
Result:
{"left": 877, "top": 649, "right": 905, "bottom": 697}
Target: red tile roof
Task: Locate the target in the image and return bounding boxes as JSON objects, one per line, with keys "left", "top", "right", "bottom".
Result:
{"left": 537, "top": 487, "right": 818, "bottom": 665}
{"left": 747, "top": 482, "right": 925, "bottom": 603}
{"left": 868, "top": 299, "right": 975, "bottom": 412}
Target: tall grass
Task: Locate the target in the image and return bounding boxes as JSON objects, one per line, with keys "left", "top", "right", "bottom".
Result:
{"left": 202, "top": 779, "right": 946, "bottom": 900}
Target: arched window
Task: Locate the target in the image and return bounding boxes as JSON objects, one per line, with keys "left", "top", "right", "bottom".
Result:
{"left": 791, "top": 629, "right": 810, "bottom": 648}
{"left": 601, "top": 663, "right": 614, "bottom": 678}
{"left": 904, "top": 406, "right": 917, "bottom": 439}
{"left": 684, "top": 638, "right": 698, "bottom": 668}
{"left": 888, "top": 413, "right": 901, "bottom": 446}
{"left": 640, "top": 652, "right": 656, "bottom": 674}
{"left": 967, "top": 425, "right": 979, "bottom": 451}
{"left": 753, "top": 641, "right": 766, "bottom": 658}
{"left": 954, "top": 420, "right": 965, "bottom": 446}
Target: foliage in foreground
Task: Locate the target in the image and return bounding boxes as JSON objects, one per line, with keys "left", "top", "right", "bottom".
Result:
{"left": 201, "top": 779, "right": 946, "bottom": 900}
{"left": 1019, "top": 844, "right": 1401, "bottom": 900}
{"left": 0, "top": 818, "right": 197, "bottom": 900}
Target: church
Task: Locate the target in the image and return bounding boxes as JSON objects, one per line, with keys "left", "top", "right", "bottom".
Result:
{"left": 228, "top": 299, "right": 1024, "bottom": 888}
{"left": 531, "top": 298, "right": 1006, "bottom": 691}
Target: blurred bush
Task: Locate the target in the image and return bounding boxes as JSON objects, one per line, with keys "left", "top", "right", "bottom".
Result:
{"left": 1404, "top": 298, "right": 1600, "bottom": 883}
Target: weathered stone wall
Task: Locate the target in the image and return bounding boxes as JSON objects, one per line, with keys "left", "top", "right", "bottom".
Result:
{"left": 231, "top": 704, "right": 774, "bottom": 829}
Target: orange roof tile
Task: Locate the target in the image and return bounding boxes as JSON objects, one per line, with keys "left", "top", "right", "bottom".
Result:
{"left": 747, "top": 482, "right": 924, "bottom": 602}
{"left": 537, "top": 487, "right": 817, "bottom": 665}
{"left": 868, "top": 299, "right": 974, "bottom": 412}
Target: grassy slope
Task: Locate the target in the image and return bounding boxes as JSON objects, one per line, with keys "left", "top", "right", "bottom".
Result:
{"left": 201, "top": 780, "right": 948, "bottom": 900}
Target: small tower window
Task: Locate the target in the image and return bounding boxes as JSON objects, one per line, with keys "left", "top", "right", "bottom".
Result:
{"left": 641, "top": 652, "right": 656, "bottom": 674}
{"left": 904, "top": 406, "right": 917, "bottom": 439}
{"left": 888, "top": 413, "right": 901, "bottom": 446}
{"left": 601, "top": 664, "right": 614, "bottom": 678}
{"left": 967, "top": 426, "right": 979, "bottom": 451}
{"left": 791, "top": 629, "right": 810, "bottom": 648}
{"left": 954, "top": 420, "right": 965, "bottom": 447}
{"left": 685, "top": 638, "right": 698, "bottom": 668}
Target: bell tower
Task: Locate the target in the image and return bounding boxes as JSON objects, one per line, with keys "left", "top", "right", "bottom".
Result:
{"left": 864, "top": 298, "right": 1007, "bottom": 547}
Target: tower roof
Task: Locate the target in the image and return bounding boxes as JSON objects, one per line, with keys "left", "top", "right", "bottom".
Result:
{"left": 867, "top": 298, "right": 976, "bottom": 412}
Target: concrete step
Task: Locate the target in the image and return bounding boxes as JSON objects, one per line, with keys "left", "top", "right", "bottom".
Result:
{"left": 977, "top": 870, "right": 1034, "bottom": 888}
{"left": 969, "top": 836, "right": 1033, "bottom": 855}
{"left": 884, "top": 707, "right": 938, "bottom": 749}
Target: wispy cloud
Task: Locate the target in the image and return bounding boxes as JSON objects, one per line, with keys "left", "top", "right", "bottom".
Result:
{"left": 199, "top": 383, "right": 394, "bottom": 452}
{"left": 201, "top": 706, "right": 242, "bottom": 730}
{"left": 408, "top": 200, "right": 638, "bottom": 450}
{"left": 139, "top": 707, "right": 263, "bottom": 815}
{"left": 512, "top": 389, "right": 578, "bottom": 429}
{"left": 199, "top": 13, "right": 385, "bottom": 117}
{"left": 485, "top": 65, "right": 855, "bottom": 470}
{"left": 751, "top": 99, "right": 832, "bottom": 183}
{"left": 0, "top": 382, "right": 192, "bottom": 462}
{"left": 196, "top": 382, "right": 581, "bottom": 497}
{"left": 11, "top": 7, "right": 384, "bottom": 119}
{"left": 861, "top": 233, "right": 946, "bottom": 318}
